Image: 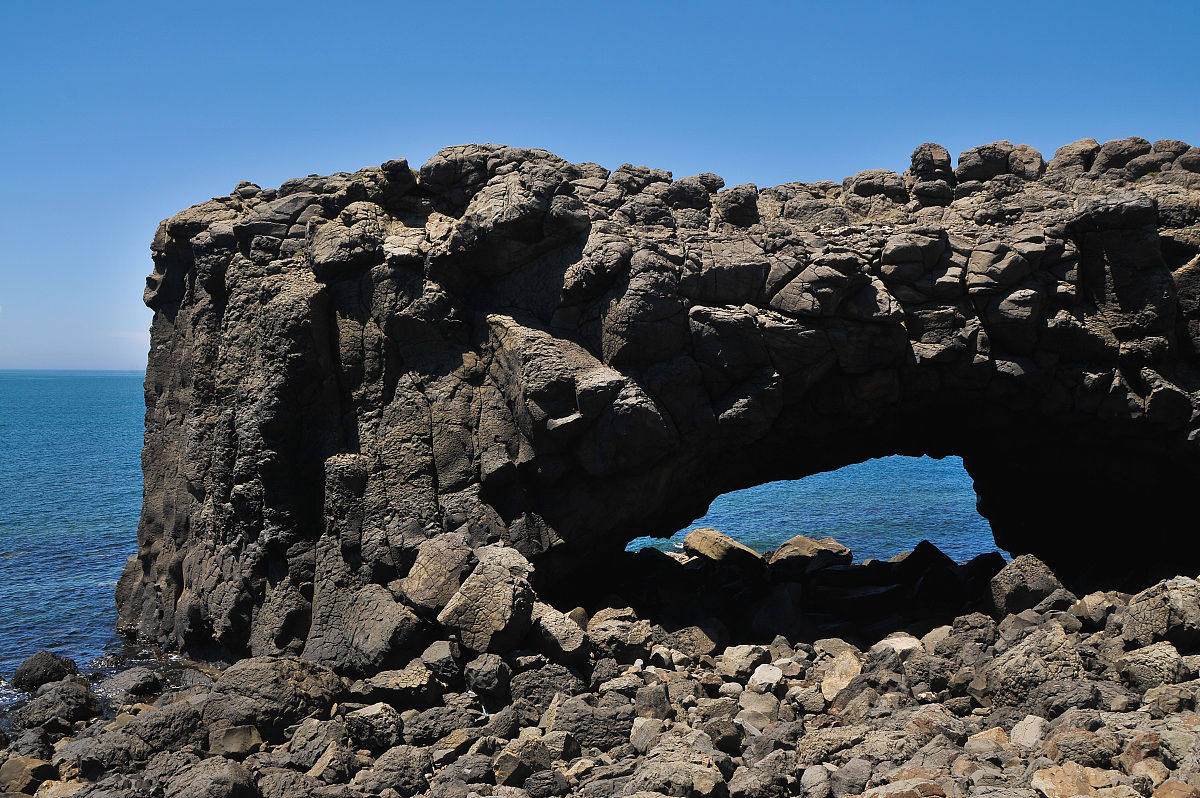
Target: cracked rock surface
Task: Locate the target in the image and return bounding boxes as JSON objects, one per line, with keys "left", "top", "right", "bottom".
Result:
{"left": 12, "top": 555, "right": 1200, "bottom": 798}
{"left": 119, "top": 137, "right": 1200, "bottom": 670}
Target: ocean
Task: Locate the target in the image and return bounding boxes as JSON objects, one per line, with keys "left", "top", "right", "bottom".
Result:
{"left": 0, "top": 370, "right": 1001, "bottom": 706}
{"left": 0, "top": 371, "right": 145, "bottom": 707}
{"left": 626, "top": 455, "right": 997, "bottom": 563}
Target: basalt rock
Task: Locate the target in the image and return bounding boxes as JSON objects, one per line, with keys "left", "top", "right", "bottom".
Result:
{"left": 22, "top": 565, "right": 1200, "bottom": 798}
{"left": 10, "top": 652, "right": 79, "bottom": 695}
{"left": 119, "top": 138, "right": 1200, "bottom": 668}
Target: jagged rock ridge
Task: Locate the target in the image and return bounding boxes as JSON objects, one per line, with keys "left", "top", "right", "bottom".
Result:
{"left": 118, "top": 136, "right": 1200, "bottom": 670}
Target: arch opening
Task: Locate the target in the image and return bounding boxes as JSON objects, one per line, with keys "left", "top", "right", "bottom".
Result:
{"left": 626, "top": 454, "right": 998, "bottom": 565}
{"left": 535, "top": 424, "right": 1200, "bottom": 650}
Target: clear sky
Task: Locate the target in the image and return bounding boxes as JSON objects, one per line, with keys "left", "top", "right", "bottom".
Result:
{"left": 1, "top": 0, "right": 1197, "bottom": 370}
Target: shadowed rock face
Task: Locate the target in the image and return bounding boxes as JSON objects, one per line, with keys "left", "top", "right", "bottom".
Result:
{"left": 118, "top": 138, "right": 1200, "bottom": 669}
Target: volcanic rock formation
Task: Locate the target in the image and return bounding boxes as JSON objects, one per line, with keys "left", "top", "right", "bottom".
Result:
{"left": 118, "top": 137, "right": 1200, "bottom": 669}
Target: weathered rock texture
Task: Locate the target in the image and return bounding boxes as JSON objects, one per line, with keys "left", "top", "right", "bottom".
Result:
{"left": 118, "top": 137, "right": 1200, "bottom": 668}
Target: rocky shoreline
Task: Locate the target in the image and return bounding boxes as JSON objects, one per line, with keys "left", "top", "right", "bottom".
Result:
{"left": 10, "top": 134, "right": 1200, "bottom": 797}
{"left": 8, "top": 535, "right": 1200, "bottom": 798}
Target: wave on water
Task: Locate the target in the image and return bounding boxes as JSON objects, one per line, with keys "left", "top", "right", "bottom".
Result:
{"left": 0, "top": 678, "right": 21, "bottom": 710}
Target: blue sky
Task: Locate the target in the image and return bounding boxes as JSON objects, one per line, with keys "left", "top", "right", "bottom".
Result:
{"left": 1, "top": 1, "right": 1197, "bottom": 369}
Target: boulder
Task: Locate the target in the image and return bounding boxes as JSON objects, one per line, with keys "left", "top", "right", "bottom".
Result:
{"left": 977, "top": 623, "right": 1084, "bottom": 707}
{"left": 199, "top": 656, "right": 344, "bottom": 742}
{"left": 345, "top": 702, "right": 405, "bottom": 753}
{"left": 13, "top": 677, "right": 99, "bottom": 732}
{"left": 492, "top": 731, "right": 551, "bottom": 786}
{"left": 1009, "top": 144, "right": 1046, "bottom": 180}
{"left": 404, "top": 693, "right": 485, "bottom": 745}
{"left": 208, "top": 724, "right": 264, "bottom": 758}
{"left": 1156, "top": 781, "right": 1200, "bottom": 798}
{"left": 509, "top": 663, "right": 584, "bottom": 713}
{"left": 990, "top": 554, "right": 1064, "bottom": 616}
{"left": 350, "top": 659, "right": 441, "bottom": 709}
{"left": 0, "top": 755, "right": 57, "bottom": 794}
{"left": 1048, "top": 138, "right": 1101, "bottom": 173}
{"left": 350, "top": 744, "right": 432, "bottom": 795}
{"left": 634, "top": 683, "right": 672, "bottom": 720}
{"left": 1120, "top": 577, "right": 1200, "bottom": 650}
{"left": 464, "top": 653, "right": 512, "bottom": 705}
{"left": 768, "top": 535, "right": 852, "bottom": 575}
{"left": 1176, "top": 147, "right": 1200, "bottom": 173}
{"left": 719, "top": 645, "right": 772, "bottom": 681}
{"left": 540, "top": 693, "right": 635, "bottom": 751}
{"left": 844, "top": 169, "right": 909, "bottom": 202}
{"left": 1010, "top": 714, "right": 1050, "bottom": 748}
{"left": 830, "top": 757, "right": 873, "bottom": 798}
{"left": 96, "top": 667, "right": 162, "bottom": 705}
{"left": 164, "top": 756, "right": 260, "bottom": 798}
{"left": 820, "top": 650, "right": 863, "bottom": 701}
{"left": 909, "top": 142, "right": 954, "bottom": 183}
{"left": 1091, "top": 137, "right": 1153, "bottom": 173}
{"left": 530, "top": 601, "right": 590, "bottom": 665}
{"left": 420, "top": 639, "right": 462, "bottom": 685}
{"left": 682, "top": 527, "right": 764, "bottom": 570}
{"left": 955, "top": 141, "right": 1014, "bottom": 182}
{"left": 399, "top": 532, "right": 477, "bottom": 618}
{"left": 1118, "top": 641, "right": 1184, "bottom": 690}
{"left": 10, "top": 652, "right": 78, "bottom": 693}
{"left": 438, "top": 546, "right": 535, "bottom": 654}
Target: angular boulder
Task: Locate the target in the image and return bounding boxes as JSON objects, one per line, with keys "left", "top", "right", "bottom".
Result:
{"left": 11, "top": 651, "right": 78, "bottom": 693}
{"left": 990, "top": 554, "right": 1064, "bottom": 616}
{"left": 438, "top": 546, "right": 535, "bottom": 654}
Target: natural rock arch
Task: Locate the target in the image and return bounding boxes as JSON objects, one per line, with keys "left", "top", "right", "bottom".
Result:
{"left": 118, "top": 137, "right": 1200, "bottom": 670}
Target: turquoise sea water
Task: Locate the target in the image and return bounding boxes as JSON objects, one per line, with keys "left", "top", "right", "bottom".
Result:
{"left": 0, "top": 371, "right": 145, "bottom": 705}
{"left": 0, "top": 370, "right": 1001, "bottom": 707}
{"left": 626, "top": 455, "right": 999, "bottom": 564}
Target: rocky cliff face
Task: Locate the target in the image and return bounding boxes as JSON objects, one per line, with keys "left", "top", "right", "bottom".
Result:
{"left": 118, "top": 137, "right": 1200, "bottom": 671}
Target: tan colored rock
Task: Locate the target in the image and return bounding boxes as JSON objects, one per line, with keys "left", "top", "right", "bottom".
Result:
{"left": 352, "top": 659, "right": 440, "bottom": 708}
{"left": 208, "top": 724, "right": 263, "bottom": 757}
{"left": 969, "top": 726, "right": 1010, "bottom": 746}
{"left": 1011, "top": 714, "right": 1050, "bottom": 748}
{"left": 821, "top": 650, "right": 863, "bottom": 701}
{"left": 1032, "top": 763, "right": 1093, "bottom": 798}
{"left": 531, "top": 601, "right": 590, "bottom": 665}
{"left": 437, "top": 546, "right": 535, "bottom": 654}
{"left": 0, "top": 756, "right": 57, "bottom": 794}
{"left": 1132, "top": 758, "right": 1170, "bottom": 788}
{"left": 1031, "top": 761, "right": 1124, "bottom": 798}
{"left": 1095, "top": 787, "right": 1145, "bottom": 798}
{"left": 859, "top": 778, "right": 947, "bottom": 798}
{"left": 432, "top": 727, "right": 478, "bottom": 765}
{"left": 1154, "top": 780, "right": 1200, "bottom": 798}
{"left": 34, "top": 781, "right": 85, "bottom": 798}
{"left": 768, "top": 534, "right": 852, "bottom": 571}
{"left": 682, "top": 528, "right": 763, "bottom": 568}
{"left": 965, "top": 726, "right": 1009, "bottom": 755}
{"left": 871, "top": 633, "right": 922, "bottom": 658}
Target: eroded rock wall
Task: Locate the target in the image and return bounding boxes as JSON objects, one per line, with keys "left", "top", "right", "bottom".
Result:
{"left": 117, "top": 137, "right": 1200, "bottom": 669}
